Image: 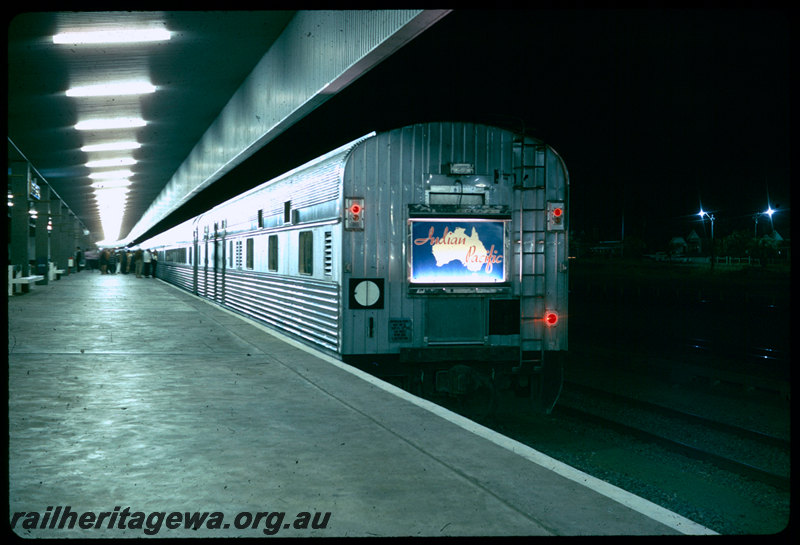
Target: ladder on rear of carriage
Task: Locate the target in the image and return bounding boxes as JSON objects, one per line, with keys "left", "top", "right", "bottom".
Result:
{"left": 512, "top": 139, "right": 562, "bottom": 412}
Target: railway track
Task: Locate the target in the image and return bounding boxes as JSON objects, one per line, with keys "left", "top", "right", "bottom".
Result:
{"left": 411, "top": 361, "right": 791, "bottom": 533}
{"left": 556, "top": 382, "right": 791, "bottom": 491}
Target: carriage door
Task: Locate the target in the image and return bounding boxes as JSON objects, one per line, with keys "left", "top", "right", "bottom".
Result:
{"left": 425, "top": 298, "right": 486, "bottom": 345}
{"left": 201, "top": 226, "right": 209, "bottom": 298}
{"left": 212, "top": 222, "right": 226, "bottom": 303}
{"left": 192, "top": 228, "right": 199, "bottom": 295}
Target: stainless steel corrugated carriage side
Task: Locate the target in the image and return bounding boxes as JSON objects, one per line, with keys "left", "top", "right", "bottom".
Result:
{"left": 143, "top": 122, "right": 569, "bottom": 412}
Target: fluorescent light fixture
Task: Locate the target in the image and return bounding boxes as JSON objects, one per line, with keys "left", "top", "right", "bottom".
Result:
{"left": 89, "top": 170, "right": 134, "bottom": 180}
{"left": 53, "top": 29, "right": 171, "bottom": 45}
{"left": 82, "top": 142, "right": 141, "bottom": 152}
{"left": 97, "top": 207, "right": 126, "bottom": 214}
{"left": 95, "top": 199, "right": 128, "bottom": 207}
{"left": 86, "top": 157, "right": 137, "bottom": 168}
{"left": 98, "top": 205, "right": 125, "bottom": 214}
{"left": 90, "top": 180, "right": 133, "bottom": 189}
{"left": 97, "top": 198, "right": 125, "bottom": 208}
{"left": 76, "top": 118, "right": 146, "bottom": 131}
{"left": 94, "top": 197, "right": 129, "bottom": 205}
{"left": 67, "top": 81, "right": 156, "bottom": 97}
{"left": 95, "top": 196, "right": 128, "bottom": 208}
{"left": 94, "top": 187, "right": 130, "bottom": 196}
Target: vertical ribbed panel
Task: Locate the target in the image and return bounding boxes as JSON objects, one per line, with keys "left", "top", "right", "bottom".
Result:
{"left": 340, "top": 122, "right": 522, "bottom": 355}
{"left": 223, "top": 271, "right": 339, "bottom": 352}
{"left": 157, "top": 265, "right": 339, "bottom": 352}
{"left": 159, "top": 263, "right": 195, "bottom": 293}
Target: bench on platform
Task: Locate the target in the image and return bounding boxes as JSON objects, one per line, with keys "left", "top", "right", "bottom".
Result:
{"left": 9, "top": 275, "right": 45, "bottom": 294}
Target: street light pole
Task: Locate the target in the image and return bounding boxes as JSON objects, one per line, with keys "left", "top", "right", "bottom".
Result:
{"left": 765, "top": 206, "right": 775, "bottom": 233}
{"left": 754, "top": 206, "right": 775, "bottom": 238}
{"left": 698, "top": 209, "right": 715, "bottom": 270}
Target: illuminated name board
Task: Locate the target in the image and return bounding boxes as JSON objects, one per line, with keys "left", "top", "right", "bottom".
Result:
{"left": 29, "top": 178, "right": 41, "bottom": 200}
{"left": 409, "top": 219, "right": 507, "bottom": 284}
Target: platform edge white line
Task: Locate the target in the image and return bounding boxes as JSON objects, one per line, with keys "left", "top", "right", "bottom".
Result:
{"left": 183, "top": 285, "right": 718, "bottom": 536}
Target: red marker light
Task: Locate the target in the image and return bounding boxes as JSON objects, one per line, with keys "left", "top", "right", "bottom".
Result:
{"left": 544, "top": 311, "right": 558, "bottom": 326}
{"left": 547, "top": 202, "right": 565, "bottom": 231}
{"left": 345, "top": 198, "right": 365, "bottom": 229}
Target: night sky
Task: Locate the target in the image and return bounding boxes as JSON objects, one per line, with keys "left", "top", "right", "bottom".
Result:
{"left": 184, "top": 9, "right": 790, "bottom": 249}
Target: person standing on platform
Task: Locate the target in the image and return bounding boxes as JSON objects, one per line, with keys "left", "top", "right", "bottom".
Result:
{"left": 150, "top": 250, "right": 158, "bottom": 278}
{"left": 75, "top": 247, "right": 83, "bottom": 272}
{"left": 84, "top": 249, "right": 97, "bottom": 272}
{"left": 109, "top": 249, "right": 117, "bottom": 274}
{"left": 99, "top": 248, "right": 108, "bottom": 274}
{"left": 134, "top": 247, "right": 144, "bottom": 278}
{"left": 143, "top": 248, "right": 152, "bottom": 278}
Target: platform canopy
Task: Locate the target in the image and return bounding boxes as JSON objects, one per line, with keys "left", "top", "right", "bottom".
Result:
{"left": 8, "top": 10, "right": 450, "bottom": 246}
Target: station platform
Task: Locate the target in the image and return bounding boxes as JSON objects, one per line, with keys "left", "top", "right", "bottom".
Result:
{"left": 7, "top": 271, "right": 715, "bottom": 537}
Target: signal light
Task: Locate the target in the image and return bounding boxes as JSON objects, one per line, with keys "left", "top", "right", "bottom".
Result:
{"left": 544, "top": 310, "right": 559, "bottom": 326}
{"left": 547, "top": 201, "right": 565, "bottom": 231}
{"left": 345, "top": 197, "right": 364, "bottom": 230}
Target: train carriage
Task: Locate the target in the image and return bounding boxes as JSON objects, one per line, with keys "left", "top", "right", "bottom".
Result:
{"left": 142, "top": 121, "right": 569, "bottom": 412}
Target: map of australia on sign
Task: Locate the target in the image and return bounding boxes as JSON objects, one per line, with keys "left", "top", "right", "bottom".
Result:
{"left": 431, "top": 227, "right": 487, "bottom": 272}
{"left": 410, "top": 220, "right": 506, "bottom": 283}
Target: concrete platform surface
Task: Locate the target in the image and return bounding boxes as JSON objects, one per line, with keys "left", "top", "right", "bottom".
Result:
{"left": 7, "top": 271, "right": 715, "bottom": 537}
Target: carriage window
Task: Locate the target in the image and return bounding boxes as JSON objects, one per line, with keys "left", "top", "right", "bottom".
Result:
{"left": 298, "top": 231, "right": 313, "bottom": 275}
{"left": 268, "top": 235, "right": 278, "bottom": 272}
{"left": 283, "top": 201, "right": 292, "bottom": 224}
{"left": 428, "top": 191, "right": 484, "bottom": 206}
{"left": 246, "top": 238, "right": 254, "bottom": 269}
{"left": 165, "top": 248, "right": 188, "bottom": 263}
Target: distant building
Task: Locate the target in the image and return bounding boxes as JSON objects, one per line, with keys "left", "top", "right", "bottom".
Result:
{"left": 685, "top": 229, "right": 701, "bottom": 254}
{"left": 668, "top": 236, "right": 687, "bottom": 255}
{"left": 588, "top": 240, "right": 623, "bottom": 257}
{"left": 760, "top": 230, "right": 789, "bottom": 260}
{"left": 667, "top": 229, "right": 702, "bottom": 256}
